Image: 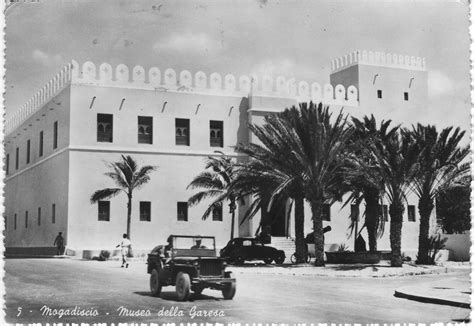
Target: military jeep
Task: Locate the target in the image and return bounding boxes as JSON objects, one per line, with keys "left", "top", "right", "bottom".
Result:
{"left": 147, "top": 235, "right": 236, "bottom": 301}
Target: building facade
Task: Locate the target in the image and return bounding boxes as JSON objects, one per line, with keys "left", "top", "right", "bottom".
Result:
{"left": 4, "top": 50, "right": 434, "bottom": 258}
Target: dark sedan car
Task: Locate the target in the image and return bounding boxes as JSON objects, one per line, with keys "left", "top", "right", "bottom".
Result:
{"left": 220, "top": 237, "right": 285, "bottom": 265}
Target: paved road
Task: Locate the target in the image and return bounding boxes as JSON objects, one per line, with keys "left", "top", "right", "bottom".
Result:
{"left": 4, "top": 258, "right": 470, "bottom": 324}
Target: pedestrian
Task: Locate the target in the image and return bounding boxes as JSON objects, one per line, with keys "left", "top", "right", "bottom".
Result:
{"left": 116, "top": 233, "right": 131, "bottom": 268}
{"left": 53, "top": 232, "right": 65, "bottom": 255}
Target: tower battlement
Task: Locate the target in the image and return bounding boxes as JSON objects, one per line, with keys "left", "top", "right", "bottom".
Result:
{"left": 331, "top": 50, "right": 426, "bottom": 73}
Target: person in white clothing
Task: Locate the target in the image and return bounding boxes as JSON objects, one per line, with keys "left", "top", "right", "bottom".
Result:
{"left": 116, "top": 233, "right": 131, "bottom": 268}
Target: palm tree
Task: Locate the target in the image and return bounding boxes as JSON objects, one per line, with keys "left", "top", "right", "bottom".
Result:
{"left": 90, "top": 155, "right": 156, "bottom": 239}
{"left": 187, "top": 151, "right": 242, "bottom": 240}
{"left": 345, "top": 115, "right": 399, "bottom": 252}
{"left": 410, "top": 125, "right": 469, "bottom": 264}
{"left": 353, "top": 129, "right": 420, "bottom": 267}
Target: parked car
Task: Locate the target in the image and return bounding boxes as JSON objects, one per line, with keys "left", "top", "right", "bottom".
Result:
{"left": 147, "top": 235, "right": 236, "bottom": 301}
{"left": 220, "top": 237, "right": 285, "bottom": 265}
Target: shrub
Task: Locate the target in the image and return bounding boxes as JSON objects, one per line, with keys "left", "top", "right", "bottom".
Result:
{"left": 99, "top": 250, "right": 111, "bottom": 261}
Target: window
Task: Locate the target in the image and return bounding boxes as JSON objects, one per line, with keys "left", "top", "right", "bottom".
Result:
{"left": 177, "top": 202, "right": 188, "bottom": 221}
{"left": 175, "top": 119, "right": 190, "bottom": 146}
{"left": 322, "top": 204, "right": 331, "bottom": 221}
{"left": 138, "top": 116, "right": 153, "bottom": 144}
{"left": 140, "top": 201, "right": 151, "bottom": 221}
{"left": 404, "top": 92, "right": 409, "bottom": 101}
{"left": 377, "top": 90, "right": 383, "bottom": 99}
{"left": 97, "top": 114, "right": 113, "bottom": 142}
{"left": 53, "top": 121, "right": 58, "bottom": 149}
{"left": 350, "top": 204, "right": 359, "bottom": 222}
{"left": 98, "top": 201, "right": 110, "bottom": 221}
{"left": 14, "top": 214, "right": 17, "bottom": 230}
{"left": 39, "top": 131, "right": 44, "bottom": 157}
{"left": 15, "top": 147, "right": 19, "bottom": 170}
{"left": 6, "top": 154, "right": 9, "bottom": 175}
{"left": 38, "top": 207, "right": 41, "bottom": 226}
{"left": 379, "top": 204, "right": 389, "bottom": 222}
{"left": 52, "top": 203, "right": 56, "bottom": 224}
{"left": 25, "top": 211, "right": 28, "bottom": 228}
{"left": 408, "top": 205, "right": 416, "bottom": 222}
{"left": 26, "top": 140, "right": 31, "bottom": 164}
{"left": 210, "top": 121, "right": 223, "bottom": 147}
{"left": 212, "top": 205, "right": 223, "bottom": 221}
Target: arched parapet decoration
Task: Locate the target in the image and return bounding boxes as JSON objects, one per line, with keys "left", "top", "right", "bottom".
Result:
{"left": 132, "top": 65, "right": 146, "bottom": 84}
{"left": 224, "top": 74, "right": 236, "bottom": 92}
{"left": 71, "top": 60, "right": 80, "bottom": 80}
{"left": 276, "top": 76, "right": 287, "bottom": 93}
{"left": 164, "top": 68, "right": 177, "bottom": 86}
{"left": 249, "top": 74, "right": 258, "bottom": 93}
{"left": 362, "top": 50, "right": 368, "bottom": 62}
{"left": 323, "top": 84, "right": 334, "bottom": 100}
{"left": 82, "top": 61, "right": 97, "bottom": 82}
{"left": 262, "top": 75, "right": 273, "bottom": 92}
{"left": 380, "top": 52, "right": 386, "bottom": 64}
{"left": 239, "top": 75, "right": 250, "bottom": 92}
{"left": 99, "top": 63, "right": 113, "bottom": 82}
{"left": 116, "top": 64, "right": 130, "bottom": 83}
{"left": 416, "top": 57, "right": 422, "bottom": 68}
{"left": 410, "top": 56, "right": 416, "bottom": 66}
{"left": 386, "top": 53, "right": 393, "bottom": 64}
{"left": 334, "top": 84, "right": 345, "bottom": 101}
{"left": 374, "top": 52, "right": 381, "bottom": 62}
{"left": 195, "top": 71, "right": 207, "bottom": 89}
{"left": 298, "top": 81, "right": 310, "bottom": 98}
{"left": 179, "top": 70, "right": 192, "bottom": 87}
{"left": 404, "top": 55, "right": 410, "bottom": 65}
{"left": 347, "top": 85, "right": 358, "bottom": 102}
{"left": 287, "top": 78, "right": 296, "bottom": 96}
{"left": 148, "top": 67, "right": 161, "bottom": 86}
{"left": 422, "top": 58, "right": 426, "bottom": 69}
{"left": 210, "top": 72, "right": 222, "bottom": 90}
{"left": 311, "top": 82, "right": 322, "bottom": 101}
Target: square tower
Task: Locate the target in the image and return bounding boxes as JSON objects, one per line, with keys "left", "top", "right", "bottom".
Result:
{"left": 330, "top": 50, "right": 427, "bottom": 124}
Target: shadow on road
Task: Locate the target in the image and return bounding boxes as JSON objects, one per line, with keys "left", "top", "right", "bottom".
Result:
{"left": 133, "top": 291, "right": 223, "bottom": 302}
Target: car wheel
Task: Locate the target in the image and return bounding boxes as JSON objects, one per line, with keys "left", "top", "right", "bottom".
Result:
{"left": 290, "top": 253, "right": 297, "bottom": 264}
{"left": 222, "top": 272, "right": 236, "bottom": 300}
{"left": 149, "top": 269, "right": 162, "bottom": 297}
{"left": 175, "top": 272, "right": 191, "bottom": 301}
{"left": 275, "top": 255, "right": 285, "bottom": 265}
{"left": 235, "top": 256, "right": 245, "bottom": 265}
{"left": 263, "top": 257, "right": 273, "bottom": 264}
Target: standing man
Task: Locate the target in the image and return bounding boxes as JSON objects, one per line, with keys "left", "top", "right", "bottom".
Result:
{"left": 53, "top": 232, "right": 65, "bottom": 255}
{"left": 116, "top": 233, "right": 131, "bottom": 268}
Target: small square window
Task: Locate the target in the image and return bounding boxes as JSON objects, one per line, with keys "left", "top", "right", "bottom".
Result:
{"left": 98, "top": 201, "right": 110, "bottom": 221}
{"left": 377, "top": 90, "right": 383, "bottom": 99}
{"left": 350, "top": 204, "right": 359, "bottom": 222}
{"left": 138, "top": 116, "right": 153, "bottom": 144}
{"left": 176, "top": 119, "right": 190, "bottom": 146}
{"left": 322, "top": 204, "right": 331, "bottom": 221}
{"left": 97, "top": 114, "right": 113, "bottom": 142}
{"left": 140, "top": 201, "right": 151, "bottom": 221}
{"left": 210, "top": 121, "right": 223, "bottom": 147}
{"left": 408, "top": 205, "right": 416, "bottom": 222}
{"left": 212, "top": 205, "right": 223, "bottom": 221}
{"left": 26, "top": 140, "right": 31, "bottom": 164}
{"left": 404, "top": 92, "right": 409, "bottom": 101}
{"left": 177, "top": 202, "right": 188, "bottom": 221}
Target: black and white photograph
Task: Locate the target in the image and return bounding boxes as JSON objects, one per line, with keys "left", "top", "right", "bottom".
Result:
{"left": 3, "top": 0, "right": 472, "bottom": 324}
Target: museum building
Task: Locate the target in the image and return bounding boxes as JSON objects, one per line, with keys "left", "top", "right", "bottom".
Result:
{"left": 4, "top": 50, "right": 434, "bottom": 258}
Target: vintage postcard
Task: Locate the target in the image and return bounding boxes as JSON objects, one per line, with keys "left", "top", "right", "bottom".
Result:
{"left": 3, "top": 0, "right": 471, "bottom": 325}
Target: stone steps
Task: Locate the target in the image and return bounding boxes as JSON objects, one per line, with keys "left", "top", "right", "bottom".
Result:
{"left": 269, "top": 237, "right": 296, "bottom": 264}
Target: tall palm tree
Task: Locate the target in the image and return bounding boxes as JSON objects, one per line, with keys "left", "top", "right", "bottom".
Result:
{"left": 90, "top": 155, "right": 156, "bottom": 239}
{"left": 353, "top": 130, "right": 420, "bottom": 267}
{"left": 345, "top": 115, "right": 399, "bottom": 252}
{"left": 410, "top": 125, "right": 469, "bottom": 264}
{"left": 187, "top": 151, "right": 242, "bottom": 240}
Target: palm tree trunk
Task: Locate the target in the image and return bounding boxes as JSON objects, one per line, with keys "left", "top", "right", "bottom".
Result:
{"left": 365, "top": 188, "right": 380, "bottom": 252}
{"left": 294, "top": 196, "right": 306, "bottom": 263}
{"left": 311, "top": 199, "right": 325, "bottom": 266}
{"left": 389, "top": 201, "right": 404, "bottom": 267}
{"left": 127, "top": 193, "right": 132, "bottom": 239}
{"left": 416, "top": 194, "right": 434, "bottom": 264}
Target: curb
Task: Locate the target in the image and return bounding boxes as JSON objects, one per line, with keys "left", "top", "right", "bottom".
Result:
{"left": 394, "top": 289, "right": 471, "bottom": 309}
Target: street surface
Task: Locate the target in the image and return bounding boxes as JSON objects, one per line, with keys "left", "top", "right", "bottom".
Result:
{"left": 4, "top": 258, "right": 471, "bottom": 324}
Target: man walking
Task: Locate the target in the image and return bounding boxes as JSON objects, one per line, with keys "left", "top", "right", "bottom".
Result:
{"left": 116, "top": 233, "right": 131, "bottom": 268}
{"left": 53, "top": 232, "right": 65, "bottom": 255}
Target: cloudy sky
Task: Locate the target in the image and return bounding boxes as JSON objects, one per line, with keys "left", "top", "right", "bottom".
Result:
{"left": 5, "top": 0, "right": 471, "bottom": 132}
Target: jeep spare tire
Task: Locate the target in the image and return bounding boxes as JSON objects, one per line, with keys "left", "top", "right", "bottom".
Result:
{"left": 175, "top": 272, "right": 191, "bottom": 301}
{"left": 150, "top": 269, "right": 162, "bottom": 297}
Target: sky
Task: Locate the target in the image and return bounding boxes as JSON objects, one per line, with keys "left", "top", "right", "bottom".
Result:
{"left": 5, "top": 0, "right": 472, "bottom": 133}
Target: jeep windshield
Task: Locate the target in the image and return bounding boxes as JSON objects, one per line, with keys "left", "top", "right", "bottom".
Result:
{"left": 171, "top": 236, "right": 216, "bottom": 257}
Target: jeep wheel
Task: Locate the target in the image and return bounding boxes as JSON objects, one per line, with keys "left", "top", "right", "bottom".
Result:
{"left": 175, "top": 272, "right": 191, "bottom": 301}
{"left": 275, "top": 255, "right": 285, "bottom": 265}
{"left": 235, "top": 256, "right": 245, "bottom": 265}
{"left": 150, "top": 269, "right": 162, "bottom": 297}
{"left": 193, "top": 286, "right": 203, "bottom": 295}
{"left": 263, "top": 257, "right": 273, "bottom": 264}
{"left": 222, "top": 272, "right": 236, "bottom": 300}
